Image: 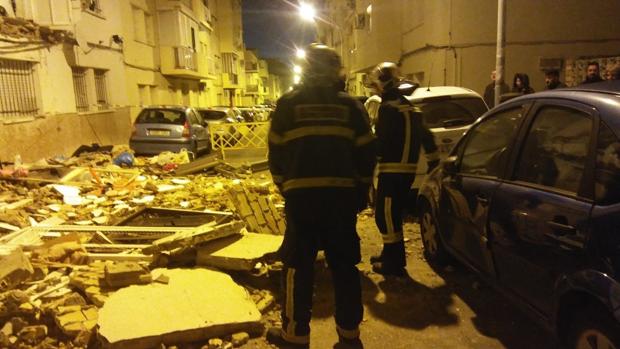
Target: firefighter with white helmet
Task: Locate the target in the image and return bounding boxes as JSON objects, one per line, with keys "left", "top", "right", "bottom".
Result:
{"left": 370, "top": 61, "right": 439, "bottom": 276}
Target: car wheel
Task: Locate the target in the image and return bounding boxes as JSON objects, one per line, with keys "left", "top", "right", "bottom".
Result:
{"left": 419, "top": 201, "right": 451, "bottom": 266}
{"left": 567, "top": 305, "right": 620, "bottom": 349}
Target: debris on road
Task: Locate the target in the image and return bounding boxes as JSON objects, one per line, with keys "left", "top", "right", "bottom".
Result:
{"left": 0, "top": 147, "right": 284, "bottom": 348}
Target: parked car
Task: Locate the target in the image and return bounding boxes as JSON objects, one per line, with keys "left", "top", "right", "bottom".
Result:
{"left": 213, "top": 106, "right": 244, "bottom": 123}
{"left": 129, "top": 106, "right": 211, "bottom": 157}
{"left": 196, "top": 107, "right": 238, "bottom": 145}
{"left": 417, "top": 81, "right": 620, "bottom": 349}
{"left": 406, "top": 86, "right": 488, "bottom": 189}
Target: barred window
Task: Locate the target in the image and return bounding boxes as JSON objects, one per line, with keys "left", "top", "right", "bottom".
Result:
{"left": 0, "top": 59, "right": 39, "bottom": 121}
{"left": 72, "top": 67, "right": 89, "bottom": 112}
{"left": 94, "top": 69, "right": 108, "bottom": 110}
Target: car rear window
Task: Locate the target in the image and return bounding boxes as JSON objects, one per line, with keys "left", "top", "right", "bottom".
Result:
{"left": 136, "top": 109, "right": 186, "bottom": 125}
{"left": 414, "top": 97, "right": 488, "bottom": 128}
{"left": 198, "top": 110, "right": 227, "bottom": 120}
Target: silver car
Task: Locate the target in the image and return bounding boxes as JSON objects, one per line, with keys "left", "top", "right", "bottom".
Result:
{"left": 129, "top": 106, "right": 211, "bottom": 157}
{"left": 406, "top": 86, "right": 488, "bottom": 189}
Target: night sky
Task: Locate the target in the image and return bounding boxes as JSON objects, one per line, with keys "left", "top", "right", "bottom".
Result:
{"left": 242, "top": 0, "right": 317, "bottom": 62}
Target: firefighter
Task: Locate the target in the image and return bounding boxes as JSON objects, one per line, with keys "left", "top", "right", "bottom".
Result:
{"left": 266, "top": 44, "right": 376, "bottom": 347}
{"left": 370, "top": 62, "right": 439, "bottom": 276}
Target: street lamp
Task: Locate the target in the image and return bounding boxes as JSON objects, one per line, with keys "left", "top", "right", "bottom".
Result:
{"left": 298, "top": 2, "right": 316, "bottom": 23}
{"left": 296, "top": 48, "right": 306, "bottom": 59}
{"left": 296, "top": 2, "right": 344, "bottom": 59}
{"left": 293, "top": 65, "right": 302, "bottom": 74}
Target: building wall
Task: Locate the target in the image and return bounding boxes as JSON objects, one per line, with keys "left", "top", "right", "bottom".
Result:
{"left": 0, "top": 108, "right": 131, "bottom": 162}
{"left": 0, "top": 0, "right": 132, "bottom": 161}
{"left": 330, "top": 0, "right": 620, "bottom": 98}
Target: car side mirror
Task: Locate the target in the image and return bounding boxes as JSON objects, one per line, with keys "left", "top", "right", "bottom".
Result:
{"left": 442, "top": 156, "right": 458, "bottom": 174}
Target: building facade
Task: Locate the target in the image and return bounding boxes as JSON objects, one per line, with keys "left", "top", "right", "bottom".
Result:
{"left": 0, "top": 0, "right": 284, "bottom": 161}
{"left": 319, "top": 0, "right": 620, "bottom": 97}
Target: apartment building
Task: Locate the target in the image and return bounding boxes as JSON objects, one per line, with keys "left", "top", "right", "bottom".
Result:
{"left": 0, "top": 0, "right": 131, "bottom": 161}
{"left": 0, "top": 0, "right": 282, "bottom": 161}
{"left": 319, "top": 0, "right": 620, "bottom": 97}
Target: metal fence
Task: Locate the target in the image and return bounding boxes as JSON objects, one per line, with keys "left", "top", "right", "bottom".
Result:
{"left": 94, "top": 69, "right": 109, "bottom": 110}
{"left": 209, "top": 122, "right": 269, "bottom": 159}
{"left": 72, "top": 68, "right": 89, "bottom": 112}
{"left": 0, "top": 58, "right": 38, "bottom": 121}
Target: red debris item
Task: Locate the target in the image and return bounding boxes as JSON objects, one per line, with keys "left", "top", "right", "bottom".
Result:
{"left": 162, "top": 163, "right": 178, "bottom": 172}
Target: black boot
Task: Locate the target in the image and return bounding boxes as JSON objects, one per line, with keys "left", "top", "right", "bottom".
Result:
{"left": 266, "top": 327, "right": 310, "bottom": 348}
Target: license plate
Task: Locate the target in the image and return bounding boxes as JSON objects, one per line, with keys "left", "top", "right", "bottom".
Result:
{"left": 148, "top": 129, "right": 170, "bottom": 136}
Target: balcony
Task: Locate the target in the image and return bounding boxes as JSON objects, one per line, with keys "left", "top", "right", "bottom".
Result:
{"left": 161, "top": 46, "right": 205, "bottom": 79}
{"left": 175, "top": 47, "right": 197, "bottom": 70}
{"left": 246, "top": 84, "right": 259, "bottom": 95}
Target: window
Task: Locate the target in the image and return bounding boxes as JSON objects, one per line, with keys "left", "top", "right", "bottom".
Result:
{"left": 0, "top": 59, "right": 38, "bottom": 121}
{"left": 72, "top": 67, "right": 89, "bottom": 112}
{"left": 94, "top": 69, "right": 108, "bottom": 110}
{"left": 460, "top": 107, "right": 525, "bottom": 177}
{"left": 515, "top": 106, "right": 592, "bottom": 194}
{"left": 82, "top": 0, "right": 102, "bottom": 14}
{"left": 135, "top": 109, "right": 186, "bottom": 125}
{"left": 414, "top": 97, "right": 487, "bottom": 129}
{"left": 595, "top": 122, "right": 620, "bottom": 205}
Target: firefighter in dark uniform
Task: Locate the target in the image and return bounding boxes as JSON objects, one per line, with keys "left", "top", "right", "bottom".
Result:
{"left": 370, "top": 62, "right": 439, "bottom": 276}
{"left": 266, "top": 44, "right": 376, "bottom": 347}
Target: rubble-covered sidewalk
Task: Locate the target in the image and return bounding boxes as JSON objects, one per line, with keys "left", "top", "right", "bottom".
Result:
{"left": 0, "top": 146, "right": 285, "bottom": 349}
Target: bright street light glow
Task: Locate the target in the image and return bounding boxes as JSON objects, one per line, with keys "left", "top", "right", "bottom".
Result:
{"left": 293, "top": 74, "right": 301, "bottom": 84}
{"left": 293, "top": 65, "right": 302, "bottom": 74}
{"left": 296, "top": 48, "right": 306, "bottom": 59}
{"left": 298, "top": 2, "right": 316, "bottom": 22}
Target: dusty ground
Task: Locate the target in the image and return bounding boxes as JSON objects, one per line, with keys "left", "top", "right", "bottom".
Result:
{"left": 236, "top": 211, "right": 554, "bottom": 349}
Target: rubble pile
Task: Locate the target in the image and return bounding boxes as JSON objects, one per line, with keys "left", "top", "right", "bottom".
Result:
{"left": 0, "top": 16, "right": 70, "bottom": 44}
{"left": 0, "top": 147, "right": 285, "bottom": 348}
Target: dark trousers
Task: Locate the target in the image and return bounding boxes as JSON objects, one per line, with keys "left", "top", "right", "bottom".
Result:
{"left": 278, "top": 189, "right": 363, "bottom": 342}
{"left": 374, "top": 173, "right": 415, "bottom": 267}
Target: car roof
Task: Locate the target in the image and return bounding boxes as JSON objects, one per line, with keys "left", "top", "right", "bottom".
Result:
{"left": 407, "top": 86, "right": 484, "bottom": 102}
{"left": 497, "top": 80, "right": 620, "bottom": 131}
{"left": 140, "top": 105, "right": 189, "bottom": 112}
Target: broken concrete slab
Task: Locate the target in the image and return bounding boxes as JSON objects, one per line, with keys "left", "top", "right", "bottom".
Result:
{"left": 97, "top": 268, "right": 262, "bottom": 349}
{"left": 196, "top": 232, "right": 282, "bottom": 271}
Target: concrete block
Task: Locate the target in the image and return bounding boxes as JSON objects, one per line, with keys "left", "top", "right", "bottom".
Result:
{"left": 104, "top": 262, "right": 151, "bottom": 288}
{"left": 231, "top": 332, "right": 249, "bottom": 347}
{"left": 196, "top": 233, "right": 282, "bottom": 271}
{"left": 17, "top": 325, "right": 47, "bottom": 344}
{"left": 98, "top": 269, "right": 261, "bottom": 349}
{"left": 0, "top": 245, "right": 34, "bottom": 292}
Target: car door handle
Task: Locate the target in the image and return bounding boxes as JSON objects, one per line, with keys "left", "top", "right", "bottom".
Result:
{"left": 476, "top": 195, "right": 489, "bottom": 205}
{"left": 546, "top": 220, "right": 577, "bottom": 235}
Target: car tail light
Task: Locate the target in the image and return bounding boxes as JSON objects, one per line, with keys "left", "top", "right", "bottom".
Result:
{"left": 182, "top": 121, "right": 190, "bottom": 137}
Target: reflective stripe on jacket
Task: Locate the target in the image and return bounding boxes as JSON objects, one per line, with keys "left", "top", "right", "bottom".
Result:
{"left": 375, "top": 94, "right": 438, "bottom": 174}
{"left": 268, "top": 86, "right": 376, "bottom": 193}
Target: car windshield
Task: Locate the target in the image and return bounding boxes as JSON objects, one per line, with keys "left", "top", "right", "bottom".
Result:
{"left": 414, "top": 97, "right": 487, "bottom": 128}
{"left": 135, "top": 109, "right": 186, "bottom": 125}
{"left": 198, "top": 110, "right": 227, "bottom": 120}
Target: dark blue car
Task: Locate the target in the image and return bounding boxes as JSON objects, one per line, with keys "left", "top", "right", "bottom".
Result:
{"left": 417, "top": 81, "right": 620, "bottom": 349}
